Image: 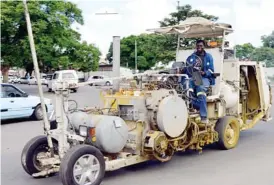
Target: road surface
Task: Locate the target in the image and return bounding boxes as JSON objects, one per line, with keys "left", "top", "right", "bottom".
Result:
{"left": 1, "top": 84, "right": 274, "bottom": 185}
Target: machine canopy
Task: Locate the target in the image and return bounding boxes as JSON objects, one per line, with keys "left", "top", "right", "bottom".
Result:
{"left": 147, "top": 17, "right": 233, "bottom": 38}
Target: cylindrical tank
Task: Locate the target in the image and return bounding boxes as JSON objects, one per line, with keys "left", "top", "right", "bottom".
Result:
{"left": 92, "top": 115, "right": 128, "bottom": 153}
{"left": 220, "top": 82, "right": 238, "bottom": 109}
{"left": 70, "top": 111, "right": 94, "bottom": 129}
{"left": 70, "top": 112, "right": 128, "bottom": 153}
{"left": 156, "top": 95, "right": 188, "bottom": 138}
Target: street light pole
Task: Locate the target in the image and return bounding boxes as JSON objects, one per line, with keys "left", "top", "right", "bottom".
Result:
{"left": 135, "top": 39, "right": 137, "bottom": 73}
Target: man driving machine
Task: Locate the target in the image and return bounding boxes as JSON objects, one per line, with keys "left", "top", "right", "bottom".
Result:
{"left": 182, "top": 40, "right": 215, "bottom": 124}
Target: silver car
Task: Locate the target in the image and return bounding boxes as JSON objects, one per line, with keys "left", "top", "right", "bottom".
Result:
{"left": 87, "top": 75, "right": 112, "bottom": 86}
{"left": 17, "top": 77, "right": 32, "bottom": 84}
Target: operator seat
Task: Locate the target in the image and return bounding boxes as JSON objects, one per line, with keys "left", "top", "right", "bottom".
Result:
{"left": 204, "top": 48, "right": 224, "bottom": 101}
{"left": 176, "top": 47, "right": 224, "bottom": 101}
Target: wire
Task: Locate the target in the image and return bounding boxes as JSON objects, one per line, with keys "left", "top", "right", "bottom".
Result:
{"left": 108, "top": 99, "right": 117, "bottom": 113}
{"left": 68, "top": 100, "right": 78, "bottom": 113}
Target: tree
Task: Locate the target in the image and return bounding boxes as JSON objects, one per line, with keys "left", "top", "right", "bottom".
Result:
{"left": 261, "top": 31, "right": 274, "bottom": 48}
{"left": 235, "top": 43, "right": 255, "bottom": 60}
{"left": 106, "top": 4, "right": 218, "bottom": 70}
{"left": 159, "top": 4, "right": 218, "bottom": 27}
{"left": 1, "top": 1, "right": 100, "bottom": 82}
{"left": 106, "top": 34, "right": 177, "bottom": 71}
{"left": 68, "top": 41, "right": 101, "bottom": 72}
{"left": 251, "top": 47, "right": 274, "bottom": 67}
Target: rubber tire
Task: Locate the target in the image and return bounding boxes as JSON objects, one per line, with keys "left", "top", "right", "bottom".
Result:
{"left": 48, "top": 88, "right": 52, "bottom": 92}
{"left": 33, "top": 105, "right": 44, "bottom": 120}
{"left": 105, "top": 81, "right": 110, "bottom": 86}
{"left": 60, "top": 145, "right": 105, "bottom": 185}
{"left": 72, "top": 89, "right": 78, "bottom": 93}
{"left": 215, "top": 116, "right": 240, "bottom": 150}
{"left": 21, "top": 135, "right": 58, "bottom": 177}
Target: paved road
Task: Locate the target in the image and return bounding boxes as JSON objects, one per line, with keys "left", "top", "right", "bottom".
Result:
{"left": 1, "top": 84, "right": 274, "bottom": 185}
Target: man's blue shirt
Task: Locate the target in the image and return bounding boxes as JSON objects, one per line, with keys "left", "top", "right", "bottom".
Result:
{"left": 184, "top": 51, "right": 215, "bottom": 85}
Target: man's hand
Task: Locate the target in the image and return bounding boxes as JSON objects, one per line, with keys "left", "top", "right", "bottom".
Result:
{"left": 200, "top": 71, "right": 205, "bottom": 75}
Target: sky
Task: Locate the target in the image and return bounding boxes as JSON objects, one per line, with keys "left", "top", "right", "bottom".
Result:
{"left": 70, "top": 0, "right": 274, "bottom": 56}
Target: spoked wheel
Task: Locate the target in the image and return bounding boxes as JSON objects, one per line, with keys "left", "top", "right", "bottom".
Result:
{"left": 216, "top": 116, "right": 240, "bottom": 150}
{"left": 60, "top": 145, "right": 105, "bottom": 185}
{"left": 153, "top": 147, "right": 174, "bottom": 162}
{"left": 21, "top": 136, "right": 58, "bottom": 177}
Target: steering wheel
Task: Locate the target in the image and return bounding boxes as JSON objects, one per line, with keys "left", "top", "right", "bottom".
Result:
{"left": 188, "top": 54, "right": 202, "bottom": 71}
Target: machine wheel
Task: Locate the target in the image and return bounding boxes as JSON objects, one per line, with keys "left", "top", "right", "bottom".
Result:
{"left": 216, "top": 116, "right": 240, "bottom": 150}
{"left": 60, "top": 145, "right": 105, "bottom": 185}
{"left": 48, "top": 88, "right": 52, "bottom": 92}
{"left": 72, "top": 88, "right": 78, "bottom": 93}
{"left": 21, "top": 135, "right": 58, "bottom": 177}
{"left": 105, "top": 81, "right": 111, "bottom": 86}
{"left": 33, "top": 105, "right": 44, "bottom": 120}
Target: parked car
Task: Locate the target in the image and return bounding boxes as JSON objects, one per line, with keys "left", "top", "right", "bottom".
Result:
{"left": 17, "top": 77, "right": 32, "bottom": 84}
{"left": 28, "top": 77, "right": 47, "bottom": 85}
{"left": 8, "top": 75, "right": 18, "bottom": 83}
{"left": 47, "top": 70, "right": 79, "bottom": 92}
{"left": 0, "top": 83, "right": 53, "bottom": 120}
{"left": 44, "top": 74, "right": 53, "bottom": 86}
{"left": 87, "top": 75, "right": 112, "bottom": 86}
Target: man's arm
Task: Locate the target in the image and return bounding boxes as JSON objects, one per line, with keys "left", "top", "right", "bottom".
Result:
{"left": 203, "top": 54, "right": 214, "bottom": 77}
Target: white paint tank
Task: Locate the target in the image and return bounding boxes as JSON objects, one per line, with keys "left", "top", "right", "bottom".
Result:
{"left": 220, "top": 82, "right": 238, "bottom": 109}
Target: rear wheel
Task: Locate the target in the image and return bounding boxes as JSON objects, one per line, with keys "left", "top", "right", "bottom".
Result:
{"left": 215, "top": 116, "right": 240, "bottom": 150}
{"left": 21, "top": 136, "right": 58, "bottom": 177}
{"left": 48, "top": 88, "right": 52, "bottom": 92}
{"left": 60, "top": 145, "right": 105, "bottom": 185}
{"left": 72, "top": 88, "right": 78, "bottom": 93}
{"left": 105, "top": 81, "right": 111, "bottom": 86}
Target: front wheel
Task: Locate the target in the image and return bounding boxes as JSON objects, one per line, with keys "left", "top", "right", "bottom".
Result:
{"left": 60, "top": 145, "right": 105, "bottom": 185}
{"left": 105, "top": 81, "right": 111, "bottom": 86}
{"left": 215, "top": 116, "right": 240, "bottom": 150}
{"left": 21, "top": 136, "right": 58, "bottom": 177}
{"left": 33, "top": 105, "right": 43, "bottom": 120}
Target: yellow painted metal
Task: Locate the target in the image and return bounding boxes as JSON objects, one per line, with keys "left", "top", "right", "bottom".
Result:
{"left": 241, "top": 111, "right": 265, "bottom": 130}
{"left": 105, "top": 155, "right": 150, "bottom": 171}
{"left": 247, "top": 67, "right": 261, "bottom": 111}
{"left": 221, "top": 117, "right": 240, "bottom": 149}
{"left": 225, "top": 124, "right": 236, "bottom": 145}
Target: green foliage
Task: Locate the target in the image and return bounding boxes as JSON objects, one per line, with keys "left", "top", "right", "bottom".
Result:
{"left": 251, "top": 47, "right": 274, "bottom": 67}
{"left": 1, "top": 0, "right": 100, "bottom": 75}
{"left": 106, "top": 34, "right": 177, "bottom": 71}
{"left": 106, "top": 4, "right": 217, "bottom": 70}
{"left": 235, "top": 43, "right": 255, "bottom": 60}
{"left": 159, "top": 4, "right": 218, "bottom": 27}
{"left": 235, "top": 32, "right": 274, "bottom": 67}
{"left": 261, "top": 31, "right": 274, "bottom": 48}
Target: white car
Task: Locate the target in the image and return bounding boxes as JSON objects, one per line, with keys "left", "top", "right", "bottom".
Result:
{"left": 28, "top": 77, "right": 47, "bottom": 85}
{"left": 48, "top": 70, "right": 79, "bottom": 92}
{"left": 8, "top": 75, "right": 18, "bottom": 83}
{"left": 0, "top": 83, "right": 54, "bottom": 120}
{"left": 87, "top": 75, "right": 112, "bottom": 86}
{"left": 17, "top": 76, "right": 32, "bottom": 84}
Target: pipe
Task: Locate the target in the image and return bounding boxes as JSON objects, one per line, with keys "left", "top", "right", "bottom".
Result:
{"left": 23, "top": 0, "right": 54, "bottom": 156}
{"left": 112, "top": 36, "right": 120, "bottom": 91}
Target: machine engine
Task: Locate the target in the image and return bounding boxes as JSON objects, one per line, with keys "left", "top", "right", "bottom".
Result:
{"left": 70, "top": 89, "right": 189, "bottom": 155}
